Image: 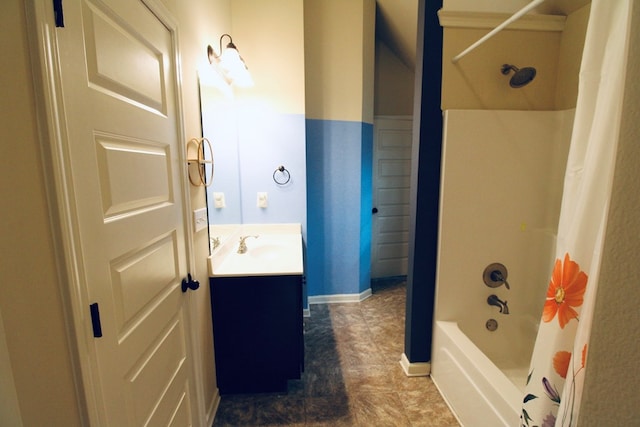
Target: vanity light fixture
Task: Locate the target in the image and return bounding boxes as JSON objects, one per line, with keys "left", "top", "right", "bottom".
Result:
{"left": 207, "top": 34, "right": 254, "bottom": 87}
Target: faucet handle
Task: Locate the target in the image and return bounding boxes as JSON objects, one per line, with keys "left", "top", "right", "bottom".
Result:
{"left": 483, "top": 263, "right": 510, "bottom": 289}
{"left": 490, "top": 270, "right": 510, "bottom": 289}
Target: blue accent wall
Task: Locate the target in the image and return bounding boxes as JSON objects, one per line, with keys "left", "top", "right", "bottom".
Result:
{"left": 237, "top": 112, "right": 307, "bottom": 234}
{"left": 306, "top": 119, "right": 373, "bottom": 297}
{"left": 359, "top": 122, "right": 373, "bottom": 293}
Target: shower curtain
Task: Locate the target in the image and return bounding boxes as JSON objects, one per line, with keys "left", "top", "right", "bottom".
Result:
{"left": 521, "top": 1, "right": 632, "bottom": 426}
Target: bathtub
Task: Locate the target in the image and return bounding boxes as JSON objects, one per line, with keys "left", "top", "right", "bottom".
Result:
{"left": 431, "top": 316, "right": 538, "bottom": 426}
{"left": 431, "top": 110, "right": 574, "bottom": 426}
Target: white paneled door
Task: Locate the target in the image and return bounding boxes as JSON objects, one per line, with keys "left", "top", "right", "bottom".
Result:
{"left": 51, "top": 0, "right": 197, "bottom": 424}
{"left": 371, "top": 117, "right": 413, "bottom": 278}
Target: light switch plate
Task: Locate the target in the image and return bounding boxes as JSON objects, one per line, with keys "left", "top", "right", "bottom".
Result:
{"left": 257, "top": 192, "right": 268, "bottom": 208}
{"left": 193, "top": 208, "right": 207, "bottom": 232}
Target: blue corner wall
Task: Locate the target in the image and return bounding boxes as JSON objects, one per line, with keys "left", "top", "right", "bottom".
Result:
{"left": 306, "top": 119, "right": 373, "bottom": 298}
{"left": 359, "top": 122, "right": 373, "bottom": 293}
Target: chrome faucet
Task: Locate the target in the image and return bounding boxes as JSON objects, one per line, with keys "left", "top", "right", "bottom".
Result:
{"left": 487, "top": 294, "right": 509, "bottom": 314}
{"left": 237, "top": 235, "right": 259, "bottom": 254}
{"left": 210, "top": 236, "right": 221, "bottom": 251}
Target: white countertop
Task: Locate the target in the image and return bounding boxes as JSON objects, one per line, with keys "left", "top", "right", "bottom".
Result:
{"left": 208, "top": 223, "right": 303, "bottom": 277}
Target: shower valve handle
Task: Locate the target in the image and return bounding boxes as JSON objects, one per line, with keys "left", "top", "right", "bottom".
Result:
{"left": 483, "top": 263, "right": 510, "bottom": 290}
{"left": 490, "top": 270, "right": 510, "bottom": 289}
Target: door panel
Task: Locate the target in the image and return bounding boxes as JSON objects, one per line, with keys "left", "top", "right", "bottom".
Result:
{"left": 55, "top": 0, "right": 195, "bottom": 424}
{"left": 110, "top": 233, "right": 178, "bottom": 335}
{"left": 95, "top": 135, "right": 173, "bottom": 219}
{"left": 372, "top": 117, "right": 412, "bottom": 278}
{"left": 83, "top": 0, "right": 167, "bottom": 113}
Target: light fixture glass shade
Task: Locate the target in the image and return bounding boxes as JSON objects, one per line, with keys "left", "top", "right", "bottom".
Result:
{"left": 207, "top": 36, "right": 254, "bottom": 88}
{"left": 219, "top": 47, "right": 253, "bottom": 87}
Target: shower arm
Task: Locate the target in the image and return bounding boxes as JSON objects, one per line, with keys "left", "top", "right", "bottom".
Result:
{"left": 451, "top": 0, "right": 545, "bottom": 64}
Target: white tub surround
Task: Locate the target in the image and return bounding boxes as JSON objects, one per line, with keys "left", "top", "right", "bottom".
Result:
{"left": 431, "top": 110, "right": 574, "bottom": 426}
{"left": 208, "top": 223, "right": 303, "bottom": 277}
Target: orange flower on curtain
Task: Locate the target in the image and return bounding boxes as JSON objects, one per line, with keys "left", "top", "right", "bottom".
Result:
{"left": 553, "top": 351, "right": 572, "bottom": 379}
{"left": 543, "top": 253, "right": 588, "bottom": 328}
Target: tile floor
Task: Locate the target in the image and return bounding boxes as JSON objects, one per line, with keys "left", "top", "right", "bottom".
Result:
{"left": 212, "top": 279, "right": 460, "bottom": 426}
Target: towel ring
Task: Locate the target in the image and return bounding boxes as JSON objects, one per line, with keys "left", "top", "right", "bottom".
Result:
{"left": 273, "top": 165, "right": 291, "bottom": 185}
{"left": 187, "top": 137, "right": 214, "bottom": 187}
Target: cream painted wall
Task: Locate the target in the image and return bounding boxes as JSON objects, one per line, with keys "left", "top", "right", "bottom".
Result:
{"left": 579, "top": 2, "right": 640, "bottom": 423}
{"left": 361, "top": 0, "right": 376, "bottom": 124}
{"left": 443, "top": 0, "right": 590, "bottom": 15}
{"left": 0, "top": 1, "right": 84, "bottom": 425}
{"left": 555, "top": 4, "right": 589, "bottom": 109}
{"left": 443, "top": 0, "right": 534, "bottom": 13}
{"left": 170, "top": 0, "right": 231, "bottom": 420}
{"left": 304, "top": 0, "right": 375, "bottom": 122}
{"left": 376, "top": 0, "right": 419, "bottom": 68}
{"left": 231, "top": 0, "right": 306, "bottom": 114}
{"left": 442, "top": 26, "right": 561, "bottom": 110}
{"left": 374, "top": 40, "right": 415, "bottom": 115}
{"left": 0, "top": 0, "right": 228, "bottom": 424}
{"left": 440, "top": 7, "right": 589, "bottom": 111}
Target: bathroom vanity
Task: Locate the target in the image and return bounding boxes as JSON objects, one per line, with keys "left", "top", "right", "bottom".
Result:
{"left": 208, "top": 224, "right": 304, "bottom": 394}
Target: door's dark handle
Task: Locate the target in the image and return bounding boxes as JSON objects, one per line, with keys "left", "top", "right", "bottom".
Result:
{"left": 372, "top": 207, "right": 378, "bottom": 214}
{"left": 181, "top": 273, "right": 200, "bottom": 293}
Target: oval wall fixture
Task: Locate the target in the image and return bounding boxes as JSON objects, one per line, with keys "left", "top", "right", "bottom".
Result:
{"left": 186, "top": 137, "right": 214, "bottom": 187}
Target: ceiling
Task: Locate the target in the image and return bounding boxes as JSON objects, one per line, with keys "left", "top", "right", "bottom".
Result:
{"left": 375, "top": 0, "right": 419, "bottom": 68}
{"left": 375, "top": 0, "right": 591, "bottom": 69}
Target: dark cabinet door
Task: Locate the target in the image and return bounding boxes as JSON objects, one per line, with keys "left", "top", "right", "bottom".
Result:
{"left": 210, "top": 275, "right": 303, "bottom": 394}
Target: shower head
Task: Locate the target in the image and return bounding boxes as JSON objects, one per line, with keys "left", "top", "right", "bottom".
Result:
{"left": 501, "top": 64, "right": 536, "bottom": 88}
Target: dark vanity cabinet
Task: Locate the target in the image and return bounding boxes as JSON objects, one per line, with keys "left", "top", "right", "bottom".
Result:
{"left": 209, "top": 274, "right": 303, "bottom": 394}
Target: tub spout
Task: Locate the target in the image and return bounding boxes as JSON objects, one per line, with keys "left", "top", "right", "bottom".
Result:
{"left": 487, "top": 294, "right": 509, "bottom": 314}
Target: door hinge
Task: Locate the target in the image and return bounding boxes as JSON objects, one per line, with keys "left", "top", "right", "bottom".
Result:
{"left": 89, "top": 303, "right": 103, "bottom": 338}
{"left": 53, "top": 0, "right": 64, "bottom": 27}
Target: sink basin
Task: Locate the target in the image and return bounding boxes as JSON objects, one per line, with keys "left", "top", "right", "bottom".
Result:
{"left": 208, "top": 224, "right": 303, "bottom": 277}
{"left": 249, "top": 243, "right": 287, "bottom": 260}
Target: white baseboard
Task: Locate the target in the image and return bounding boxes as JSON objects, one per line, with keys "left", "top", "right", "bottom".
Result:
{"left": 307, "top": 288, "right": 372, "bottom": 305}
{"left": 399, "top": 353, "right": 431, "bottom": 377}
{"left": 303, "top": 308, "right": 311, "bottom": 318}
{"left": 206, "top": 389, "right": 221, "bottom": 427}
